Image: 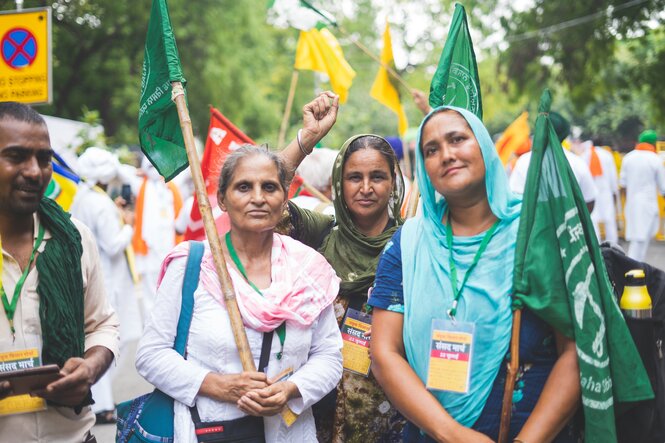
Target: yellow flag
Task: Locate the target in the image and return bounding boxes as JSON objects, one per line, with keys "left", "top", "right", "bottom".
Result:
{"left": 370, "top": 22, "right": 408, "bottom": 136}
{"left": 50, "top": 173, "right": 79, "bottom": 211}
{"left": 496, "top": 111, "right": 530, "bottom": 165}
{"left": 294, "top": 28, "right": 356, "bottom": 103}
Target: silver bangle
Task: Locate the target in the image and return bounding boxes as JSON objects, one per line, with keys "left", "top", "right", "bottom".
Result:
{"left": 297, "top": 129, "right": 311, "bottom": 156}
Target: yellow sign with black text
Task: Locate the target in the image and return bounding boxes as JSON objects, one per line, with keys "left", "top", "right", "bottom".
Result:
{"left": 0, "top": 8, "right": 51, "bottom": 104}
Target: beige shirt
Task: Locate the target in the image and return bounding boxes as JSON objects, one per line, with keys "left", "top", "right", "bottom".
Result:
{"left": 0, "top": 214, "right": 119, "bottom": 442}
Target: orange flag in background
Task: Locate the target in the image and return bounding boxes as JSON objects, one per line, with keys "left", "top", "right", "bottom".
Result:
{"left": 496, "top": 111, "right": 531, "bottom": 165}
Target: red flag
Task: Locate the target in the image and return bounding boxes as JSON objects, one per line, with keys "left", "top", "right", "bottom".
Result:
{"left": 184, "top": 107, "right": 255, "bottom": 240}
{"left": 288, "top": 174, "right": 304, "bottom": 199}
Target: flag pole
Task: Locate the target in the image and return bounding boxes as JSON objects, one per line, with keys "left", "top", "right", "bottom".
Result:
{"left": 277, "top": 70, "right": 300, "bottom": 148}
{"left": 498, "top": 308, "right": 522, "bottom": 443}
{"left": 405, "top": 178, "right": 419, "bottom": 218}
{"left": 171, "top": 82, "right": 254, "bottom": 368}
{"left": 402, "top": 137, "right": 412, "bottom": 180}
{"left": 302, "top": 181, "right": 332, "bottom": 204}
{"left": 337, "top": 25, "right": 413, "bottom": 92}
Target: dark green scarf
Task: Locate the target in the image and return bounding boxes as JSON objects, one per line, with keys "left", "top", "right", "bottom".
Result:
{"left": 319, "top": 135, "right": 405, "bottom": 299}
{"left": 36, "top": 198, "right": 85, "bottom": 367}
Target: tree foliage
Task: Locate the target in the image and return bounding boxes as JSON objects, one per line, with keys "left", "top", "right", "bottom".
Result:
{"left": 499, "top": 0, "right": 665, "bottom": 119}
{"left": 1, "top": 0, "right": 660, "bottom": 151}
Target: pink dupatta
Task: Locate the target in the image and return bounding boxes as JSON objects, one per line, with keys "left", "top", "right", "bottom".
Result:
{"left": 158, "top": 234, "right": 340, "bottom": 331}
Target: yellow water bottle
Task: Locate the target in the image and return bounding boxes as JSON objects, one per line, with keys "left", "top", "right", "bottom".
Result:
{"left": 620, "top": 269, "right": 652, "bottom": 319}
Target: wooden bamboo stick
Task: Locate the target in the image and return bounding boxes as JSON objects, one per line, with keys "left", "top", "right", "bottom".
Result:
{"left": 277, "top": 70, "right": 300, "bottom": 149}
{"left": 337, "top": 25, "right": 413, "bottom": 92}
{"left": 402, "top": 136, "right": 412, "bottom": 180}
{"left": 406, "top": 178, "right": 420, "bottom": 218}
{"left": 301, "top": 181, "right": 332, "bottom": 204}
{"left": 498, "top": 308, "right": 522, "bottom": 443}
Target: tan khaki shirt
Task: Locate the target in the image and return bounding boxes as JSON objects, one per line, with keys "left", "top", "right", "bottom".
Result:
{"left": 0, "top": 214, "right": 119, "bottom": 442}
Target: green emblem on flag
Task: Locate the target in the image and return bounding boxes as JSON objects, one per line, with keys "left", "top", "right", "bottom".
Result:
{"left": 138, "top": 0, "right": 188, "bottom": 182}
{"left": 513, "top": 89, "right": 654, "bottom": 442}
{"left": 429, "top": 3, "right": 482, "bottom": 119}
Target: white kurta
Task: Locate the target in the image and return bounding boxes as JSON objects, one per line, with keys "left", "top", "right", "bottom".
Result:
{"left": 619, "top": 150, "right": 665, "bottom": 241}
{"left": 70, "top": 184, "right": 142, "bottom": 344}
{"left": 135, "top": 177, "right": 178, "bottom": 314}
{"left": 137, "top": 178, "right": 177, "bottom": 273}
{"left": 509, "top": 150, "right": 598, "bottom": 203}
{"left": 136, "top": 255, "right": 343, "bottom": 443}
{"left": 71, "top": 184, "right": 142, "bottom": 412}
{"left": 580, "top": 147, "right": 619, "bottom": 242}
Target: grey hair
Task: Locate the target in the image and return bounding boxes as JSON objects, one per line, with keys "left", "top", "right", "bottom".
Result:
{"left": 217, "top": 145, "right": 289, "bottom": 197}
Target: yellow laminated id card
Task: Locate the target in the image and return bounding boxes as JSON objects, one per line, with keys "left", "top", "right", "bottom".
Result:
{"left": 426, "top": 319, "right": 474, "bottom": 394}
{"left": 340, "top": 308, "right": 372, "bottom": 376}
{"left": 0, "top": 348, "right": 47, "bottom": 415}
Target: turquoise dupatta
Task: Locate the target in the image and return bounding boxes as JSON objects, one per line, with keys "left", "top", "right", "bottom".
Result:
{"left": 400, "top": 106, "right": 521, "bottom": 427}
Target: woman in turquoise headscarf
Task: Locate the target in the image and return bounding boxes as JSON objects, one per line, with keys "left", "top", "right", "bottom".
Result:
{"left": 368, "top": 106, "right": 580, "bottom": 442}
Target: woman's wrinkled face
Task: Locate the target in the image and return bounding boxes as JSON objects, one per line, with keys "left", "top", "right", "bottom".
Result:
{"left": 420, "top": 111, "right": 486, "bottom": 200}
{"left": 342, "top": 148, "right": 394, "bottom": 228}
{"left": 218, "top": 155, "right": 286, "bottom": 233}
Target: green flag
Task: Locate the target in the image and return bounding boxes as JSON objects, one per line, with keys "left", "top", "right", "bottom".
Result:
{"left": 429, "top": 3, "right": 482, "bottom": 119}
{"left": 138, "top": 0, "right": 188, "bottom": 182}
{"left": 513, "top": 89, "right": 653, "bottom": 442}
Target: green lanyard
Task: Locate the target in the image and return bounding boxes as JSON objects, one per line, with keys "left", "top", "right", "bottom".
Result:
{"left": 1, "top": 224, "right": 45, "bottom": 339}
{"left": 445, "top": 214, "right": 500, "bottom": 319}
{"left": 225, "top": 232, "right": 286, "bottom": 360}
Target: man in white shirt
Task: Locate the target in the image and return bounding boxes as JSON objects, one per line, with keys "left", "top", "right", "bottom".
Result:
{"left": 509, "top": 112, "right": 597, "bottom": 213}
{"left": 619, "top": 130, "right": 665, "bottom": 261}
{"left": 577, "top": 140, "right": 619, "bottom": 243}
{"left": 0, "top": 102, "right": 118, "bottom": 442}
{"left": 129, "top": 157, "right": 183, "bottom": 316}
{"left": 71, "top": 147, "right": 141, "bottom": 423}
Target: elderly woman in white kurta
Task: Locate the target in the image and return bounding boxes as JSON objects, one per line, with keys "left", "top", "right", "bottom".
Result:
{"left": 136, "top": 146, "right": 343, "bottom": 442}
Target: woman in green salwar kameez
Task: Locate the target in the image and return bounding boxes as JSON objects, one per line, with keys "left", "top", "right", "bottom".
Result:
{"left": 283, "top": 130, "right": 407, "bottom": 442}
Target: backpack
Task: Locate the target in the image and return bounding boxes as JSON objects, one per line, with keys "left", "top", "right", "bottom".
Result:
{"left": 601, "top": 243, "right": 665, "bottom": 443}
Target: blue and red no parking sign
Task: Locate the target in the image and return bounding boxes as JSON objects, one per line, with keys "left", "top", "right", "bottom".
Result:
{"left": 0, "top": 8, "right": 51, "bottom": 104}
{"left": 1, "top": 27, "right": 38, "bottom": 69}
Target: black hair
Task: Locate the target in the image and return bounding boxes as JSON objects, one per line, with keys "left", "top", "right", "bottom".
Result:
{"left": 0, "top": 101, "right": 46, "bottom": 126}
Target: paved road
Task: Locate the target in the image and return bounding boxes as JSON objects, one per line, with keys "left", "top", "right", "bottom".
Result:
{"left": 91, "top": 240, "right": 665, "bottom": 442}
{"left": 92, "top": 339, "right": 151, "bottom": 442}
{"left": 638, "top": 239, "right": 665, "bottom": 269}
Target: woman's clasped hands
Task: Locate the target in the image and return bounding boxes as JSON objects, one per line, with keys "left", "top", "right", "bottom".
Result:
{"left": 200, "top": 370, "right": 300, "bottom": 417}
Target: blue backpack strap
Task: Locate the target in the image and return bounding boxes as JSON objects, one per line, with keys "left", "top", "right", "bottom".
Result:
{"left": 173, "top": 241, "right": 204, "bottom": 356}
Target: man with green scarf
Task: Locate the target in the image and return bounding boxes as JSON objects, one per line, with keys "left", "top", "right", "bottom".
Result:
{"left": 0, "top": 102, "right": 119, "bottom": 442}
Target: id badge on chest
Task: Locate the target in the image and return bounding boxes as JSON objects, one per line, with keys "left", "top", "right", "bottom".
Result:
{"left": 340, "top": 308, "right": 372, "bottom": 377}
{"left": 426, "top": 319, "right": 475, "bottom": 394}
{"left": 0, "top": 347, "right": 47, "bottom": 415}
